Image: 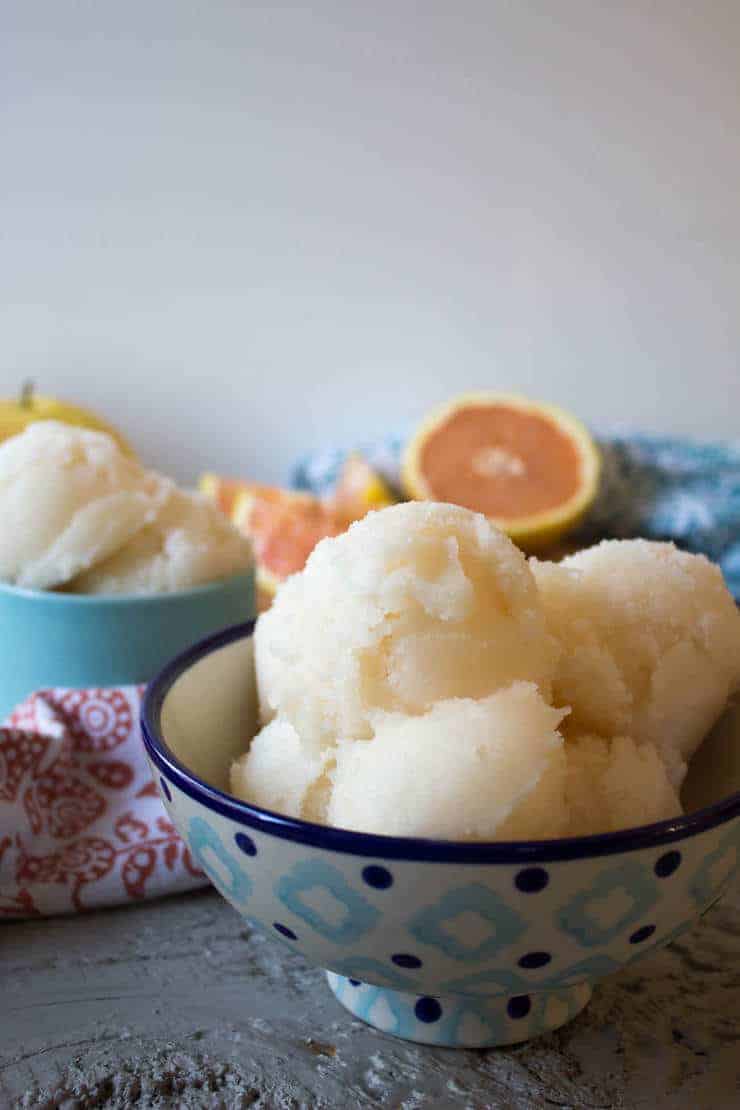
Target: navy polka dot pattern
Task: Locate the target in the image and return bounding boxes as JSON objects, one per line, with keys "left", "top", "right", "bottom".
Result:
{"left": 629, "top": 924, "right": 656, "bottom": 944}
{"left": 273, "top": 922, "right": 297, "bottom": 940}
{"left": 234, "top": 832, "right": 257, "bottom": 856}
{"left": 160, "top": 777, "right": 172, "bottom": 803}
{"left": 414, "top": 997, "right": 442, "bottom": 1023}
{"left": 507, "top": 995, "right": 532, "bottom": 1020}
{"left": 391, "top": 953, "right": 423, "bottom": 969}
{"left": 518, "top": 951, "right": 552, "bottom": 969}
{"left": 655, "top": 850, "right": 682, "bottom": 878}
{"left": 515, "top": 867, "right": 549, "bottom": 893}
{"left": 362, "top": 865, "right": 394, "bottom": 889}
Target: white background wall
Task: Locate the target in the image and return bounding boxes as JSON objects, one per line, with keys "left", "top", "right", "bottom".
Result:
{"left": 2, "top": 1, "right": 739, "bottom": 484}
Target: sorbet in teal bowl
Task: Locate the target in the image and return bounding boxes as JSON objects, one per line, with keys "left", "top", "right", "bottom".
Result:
{"left": 0, "top": 571, "right": 255, "bottom": 721}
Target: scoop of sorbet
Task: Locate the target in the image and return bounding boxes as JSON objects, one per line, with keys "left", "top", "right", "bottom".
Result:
{"left": 69, "top": 487, "right": 253, "bottom": 594}
{"left": 532, "top": 539, "right": 740, "bottom": 785}
{"left": 255, "top": 501, "right": 558, "bottom": 753}
{"left": 231, "top": 506, "right": 737, "bottom": 842}
{"left": 328, "top": 684, "right": 569, "bottom": 839}
{"left": 0, "top": 420, "right": 168, "bottom": 590}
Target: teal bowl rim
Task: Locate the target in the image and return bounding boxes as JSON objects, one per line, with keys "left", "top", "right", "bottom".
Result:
{"left": 0, "top": 569, "right": 254, "bottom": 607}
{"left": 142, "top": 622, "right": 740, "bottom": 864}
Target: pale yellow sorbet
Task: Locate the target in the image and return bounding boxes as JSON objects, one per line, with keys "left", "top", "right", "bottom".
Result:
{"left": 230, "top": 505, "right": 738, "bottom": 840}
{"left": 564, "top": 734, "right": 681, "bottom": 835}
{"left": 328, "top": 685, "right": 569, "bottom": 840}
{"left": 254, "top": 501, "right": 558, "bottom": 753}
{"left": 532, "top": 540, "right": 740, "bottom": 787}
{"left": 0, "top": 420, "right": 168, "bottom": 590}
{"left": 69, "top": 487, "right": 253, "bottom": 595}
{"left": 0, "top": 419, "right": 253, "bottom": 595}
{"left": 233, "top": 503, "right": 568, "bottom": 839}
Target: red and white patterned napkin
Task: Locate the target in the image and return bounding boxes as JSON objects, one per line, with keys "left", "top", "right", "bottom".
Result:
{"left": 0, "top": 687, "right": 207, "bottom": 918}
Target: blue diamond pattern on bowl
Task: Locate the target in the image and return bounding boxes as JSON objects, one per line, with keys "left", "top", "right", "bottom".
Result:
{"left": 408, "top": 882, "right": 527, "bottom": 962}
{"left": 447, "top": 1003, "right": 504, "bottom": 1047}
{"left": 543, "top": 953, "right": 622, "bottom": 987}
{"left": 441, "top": 965, "right": 531, "bottom": 997}
{"left": 331, "top": 981, "right": 592, "bottom": 1048}
{"left": 331, "top": 957, "right": 418, "bottom": 991}
{"left": 187, "top": 816, "right": 252, "bottom": 907}
{"left": 689, "top": 823, "right": 740, "bottom": 910}
{"left": 556, "top": 861, "right": 660, "bottom": 947}
{"left": 336, "top": 981, "right": 407, "bottom": 1037}
{"left": 275, "top": 859, "right": 381, "bottom": 943}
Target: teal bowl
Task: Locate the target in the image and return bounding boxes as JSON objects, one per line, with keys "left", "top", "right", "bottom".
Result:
{"left": 0, "top": 571, "right": 255, "bottom": 722}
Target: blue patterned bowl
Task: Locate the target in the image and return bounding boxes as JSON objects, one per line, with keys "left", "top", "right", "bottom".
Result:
{"left": 142, "top": 623, "right": 740, "bottom": 1048}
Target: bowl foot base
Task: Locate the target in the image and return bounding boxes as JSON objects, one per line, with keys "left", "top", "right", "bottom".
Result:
{"left": 326, "top": 972, "right": 592, "bottom": 1047}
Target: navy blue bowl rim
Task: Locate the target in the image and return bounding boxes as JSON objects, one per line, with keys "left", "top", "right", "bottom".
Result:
{"left": 141, "top": 621, "right": 740, "bottom": 864}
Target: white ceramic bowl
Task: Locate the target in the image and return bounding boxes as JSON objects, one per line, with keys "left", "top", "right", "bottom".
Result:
{"left": 142, "top": 623, "right": 740, "bottom": 1048}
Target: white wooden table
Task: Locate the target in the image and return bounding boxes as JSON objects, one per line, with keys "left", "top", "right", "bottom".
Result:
{"left": 2, "top": 878, "right": 739, "bottom": 1108}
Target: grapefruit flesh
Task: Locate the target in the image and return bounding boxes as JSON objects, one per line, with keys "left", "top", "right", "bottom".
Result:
{"left": 402, "top": 393, "right": 600, "bottom": 550}
{"left": 200, "top": 455, "right": 395, "bottom": 605}
{"left": 232, "top": 485, "right": 346, "bottom": 596}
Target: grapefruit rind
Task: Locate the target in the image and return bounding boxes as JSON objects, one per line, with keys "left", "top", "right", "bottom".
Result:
{"left": 401, "top": 392, "right": 601, "bottom": 551}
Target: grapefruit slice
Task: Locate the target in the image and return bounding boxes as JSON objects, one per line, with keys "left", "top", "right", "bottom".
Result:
{"left": 198, "top": 473, "right": 249, "bottom": 517}
{"left": 402, "top": 392, "right": 600, "bottom": 550}
{"left": 332, "top": 453, "right": 396, "bottom": 518}
{"left": 232, "top": 484, "right": 347, "bottom": 598}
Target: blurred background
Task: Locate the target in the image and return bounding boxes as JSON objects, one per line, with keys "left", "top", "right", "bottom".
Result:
{"left": 2, "top": 1, "right": 739, "bottom": 483}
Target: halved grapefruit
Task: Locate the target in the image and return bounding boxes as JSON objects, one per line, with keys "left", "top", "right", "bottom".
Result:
{"left": 402, "top": 392, "right": 601, "bottom": 550}
{"left": 232, "top": 484, "right": 347, "bottom": 598}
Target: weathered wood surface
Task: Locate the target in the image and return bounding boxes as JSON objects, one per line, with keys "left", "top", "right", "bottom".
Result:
{"left": 1, "top": 878, "right": 739, "bottom": 1109}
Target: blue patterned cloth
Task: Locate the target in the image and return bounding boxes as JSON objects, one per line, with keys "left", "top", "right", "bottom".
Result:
{"left": 291, "top": 430, "right": 740, "bottom": 599}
